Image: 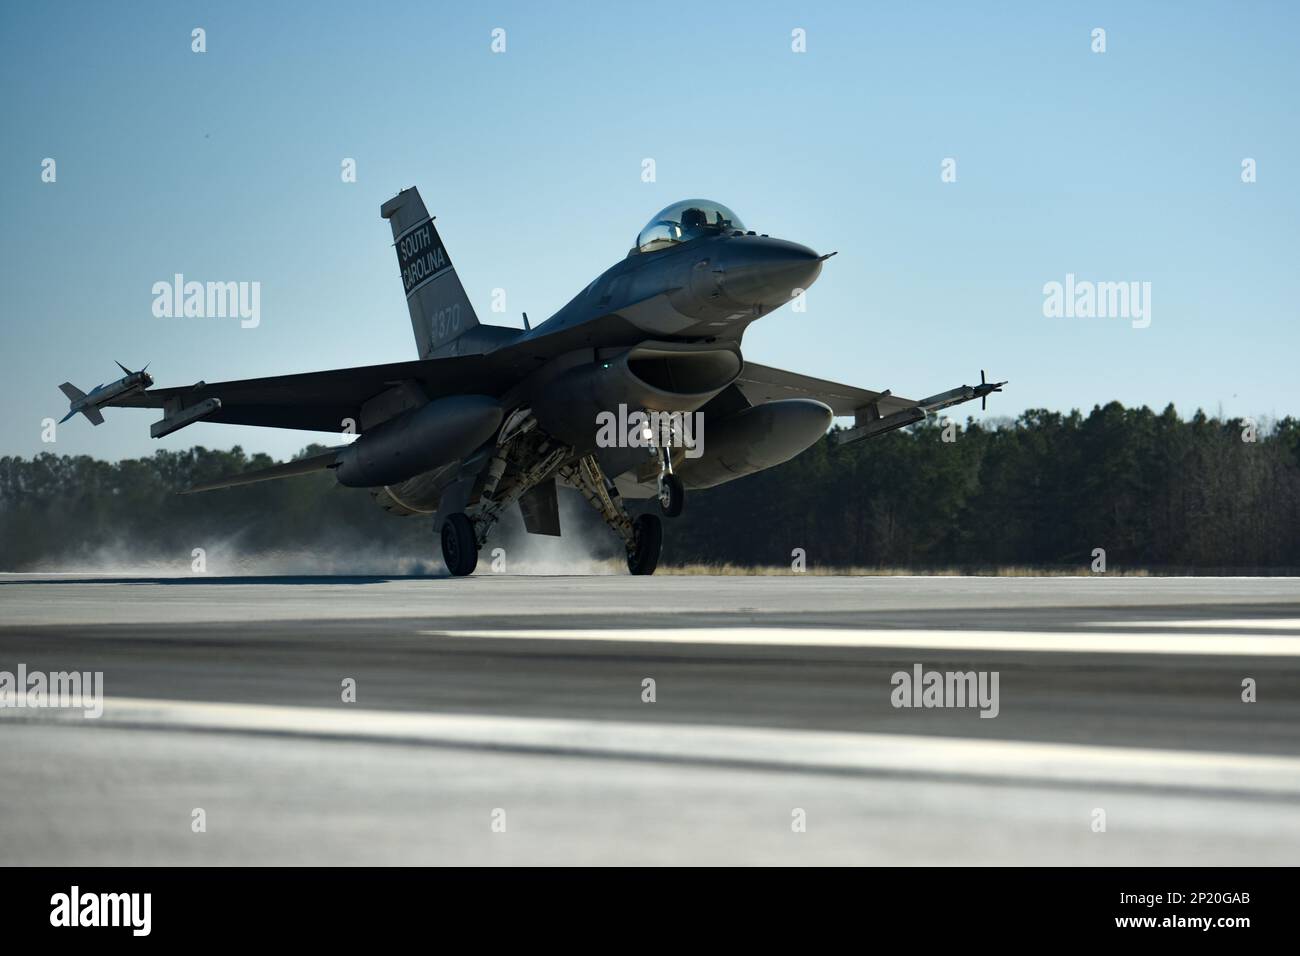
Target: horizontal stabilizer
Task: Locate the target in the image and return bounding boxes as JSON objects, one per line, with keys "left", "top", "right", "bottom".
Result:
{"left": 59, "top": 383, "right": 87, "bottom": 402}
{"left": 182, "top": 448, "right": 343, "bottom": 494}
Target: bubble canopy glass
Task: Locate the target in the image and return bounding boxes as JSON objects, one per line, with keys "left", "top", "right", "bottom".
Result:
{"left": 636, "top": 199, "right": 745, "bottom": 253}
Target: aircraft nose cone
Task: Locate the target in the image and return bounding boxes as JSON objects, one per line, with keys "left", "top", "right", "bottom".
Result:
{"left": 719, "top": 240, "right": 824, "bottom": 308}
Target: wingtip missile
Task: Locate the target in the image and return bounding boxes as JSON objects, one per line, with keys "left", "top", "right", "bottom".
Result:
{"left": 973, "top": 369, "right": 1008, "bottom": 411}
{"left": 57, "top": 362, "right": 155, "bottom": 426}
{"left": 113, "top": 361, "right": 153, "bottom": 388}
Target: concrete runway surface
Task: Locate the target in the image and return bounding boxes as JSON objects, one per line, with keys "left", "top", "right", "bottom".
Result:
{"left": 1, "top": 574, "right": 1298, "bottom": 865}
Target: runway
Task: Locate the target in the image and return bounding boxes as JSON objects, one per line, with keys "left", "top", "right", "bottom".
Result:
{"left": 2, "top": 574, "right": 1298, "bottom": 865}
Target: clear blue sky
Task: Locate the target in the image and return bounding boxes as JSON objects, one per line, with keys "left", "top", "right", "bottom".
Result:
{"left": 2, "top": 1, "right": 1297, "bottom": 462}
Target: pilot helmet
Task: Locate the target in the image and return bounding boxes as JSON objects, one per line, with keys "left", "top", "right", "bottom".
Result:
{"left": 680, "top": 207, "right": 708, "bottom": 231}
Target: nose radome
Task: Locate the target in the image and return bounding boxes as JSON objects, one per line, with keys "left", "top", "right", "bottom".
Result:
{"left": 719, "top": 239, "right": 824, "bottom": 308}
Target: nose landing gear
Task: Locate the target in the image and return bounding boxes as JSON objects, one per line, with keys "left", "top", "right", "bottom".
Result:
{"left": 650, "top": 428, "right": 685, "bottom": 518}
{"left": 657, "top": 471, "right": 684, "bottom": 517}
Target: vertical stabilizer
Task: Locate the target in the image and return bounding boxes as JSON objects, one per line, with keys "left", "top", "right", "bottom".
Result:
{"left": 380, "top": 187, "right": 482, "bottom": 358}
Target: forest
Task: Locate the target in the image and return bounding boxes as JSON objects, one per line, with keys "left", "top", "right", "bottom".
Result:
{"left": 2, "top": 403, "right": 1297, "bottom": 573}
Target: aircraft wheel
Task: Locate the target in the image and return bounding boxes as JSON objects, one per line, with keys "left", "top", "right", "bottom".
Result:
{"left": 626, "top": 513, "right": 663, "bottom": 576}
{"left": 440, "top": 513, "right": 479, "bottom": 577}
{"left": 658, "top": 474, "right": 684, "bottom": 517}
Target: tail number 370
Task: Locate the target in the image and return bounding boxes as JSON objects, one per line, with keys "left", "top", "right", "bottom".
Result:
{"left": 432, "top": 304, "right": 462, "bottom": 341}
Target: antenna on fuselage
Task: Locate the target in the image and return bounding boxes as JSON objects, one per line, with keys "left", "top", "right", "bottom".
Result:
{"left": 522, "top": 312, "right": 531, "bottom": 331}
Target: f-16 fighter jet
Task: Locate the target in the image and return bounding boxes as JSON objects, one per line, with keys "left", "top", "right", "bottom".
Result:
{"left": 61, "top": 189, "right": 1004, "bottom": 575}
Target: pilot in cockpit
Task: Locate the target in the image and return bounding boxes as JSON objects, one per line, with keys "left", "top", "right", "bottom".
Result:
{"left": 679, "top": 207, "right": 708, "bottom": 235}
{"left": 634, "top": 200, "right": 745, "bottom": 253}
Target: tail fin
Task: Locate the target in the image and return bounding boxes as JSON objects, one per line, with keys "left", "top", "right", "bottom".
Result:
{"left": 58, "top": 382, "right": 104, "bottom": 425}
{"left": 381, "top": 187, "right": 483, "bottom": 358}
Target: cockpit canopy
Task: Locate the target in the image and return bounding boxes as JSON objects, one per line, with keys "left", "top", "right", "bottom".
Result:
{"left": 635, "top": 199, "right": 745, "bottom": 253}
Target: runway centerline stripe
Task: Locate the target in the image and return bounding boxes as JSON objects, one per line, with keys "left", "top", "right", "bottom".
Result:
{"left": 423, "top": 626, "right": 1300, "bottom": 656}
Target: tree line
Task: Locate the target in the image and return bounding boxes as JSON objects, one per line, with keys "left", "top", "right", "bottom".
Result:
{"left": 2, "top": 403, "right": 1297, "bottom": 572}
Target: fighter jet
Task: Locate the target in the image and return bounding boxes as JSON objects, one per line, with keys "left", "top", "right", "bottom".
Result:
{"left": 63, "top": 189, "right": 1005, "bottom": 575}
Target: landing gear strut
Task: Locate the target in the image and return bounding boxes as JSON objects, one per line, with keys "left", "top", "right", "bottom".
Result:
{"left": 651, "top": 427, "right": 684, "bottom": 517}
{"left": 658, "top": 472, "right": 684, "bottom": 517}
{"left": 440, "top": 512, "right": 478, "bottom": 577}
{"left": 559, "top": 453, "right": 664, "bottom": 576}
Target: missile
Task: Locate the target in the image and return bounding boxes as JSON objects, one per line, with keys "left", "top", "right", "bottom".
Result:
{"left": 58, "top": 362, "right": 153, "bottom": 426}
{"left": 834, "top": 370, "right": 1007, "bottom": 446}
{"left": 916, "top": 369, "right": 1008, "bottom": 414}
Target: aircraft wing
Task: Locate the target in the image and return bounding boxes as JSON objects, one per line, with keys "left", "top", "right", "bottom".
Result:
{"left": 733, "top": 362, "right": 918, "bottom": 417}
{"left": 735, "top": 361, "right": 1006, "bottom": 444}
{"left": 107, "top": 350, "right": 546, "bottom": 435}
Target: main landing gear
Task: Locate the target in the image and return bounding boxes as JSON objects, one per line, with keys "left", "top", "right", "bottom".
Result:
{"left": 440, "top": 512, "right": 478, "bottom": 577}
{"left": 559, "top": 453, "right": 664, "bottom": 576}
{"left": 434, "top": 415, "right": 669, "bottom": 577}
{"left": 438, "top": 410, "right": 570, "bottom": 577}
{"left": 626, "top": 513, "right": 662, "bottom": 575}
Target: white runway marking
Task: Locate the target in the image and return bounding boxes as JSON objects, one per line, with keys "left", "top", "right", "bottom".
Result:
{"left": 5, "top": 696, "right": 1300, "bottom": 796}
{"left": 425, "top": 626, "right": 1300, "bottom": 656}
{"left": 1083, "top": 618, "right": 1300, "bottom": 631}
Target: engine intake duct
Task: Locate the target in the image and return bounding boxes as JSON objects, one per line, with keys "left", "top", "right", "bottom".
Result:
{"left": 624, "top": 348, "right": 740, "bottom": 396}
{"left": 533, "top": 341, "right": 741, "bottom": 451}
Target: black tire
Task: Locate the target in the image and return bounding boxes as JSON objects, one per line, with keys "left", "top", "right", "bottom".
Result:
{"left": 658, "top": 473, "right": 684, "bottom": 518}
{"left": 626, "top": 513, "right": 663, "bottom": 575}
{"left": 440, "top": 513, "right": 479, "bottom": 576}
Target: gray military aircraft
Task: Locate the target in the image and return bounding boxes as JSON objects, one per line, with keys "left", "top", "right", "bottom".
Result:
{"left": 60, "top": 189, "right": 1004, "bottom": 575}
